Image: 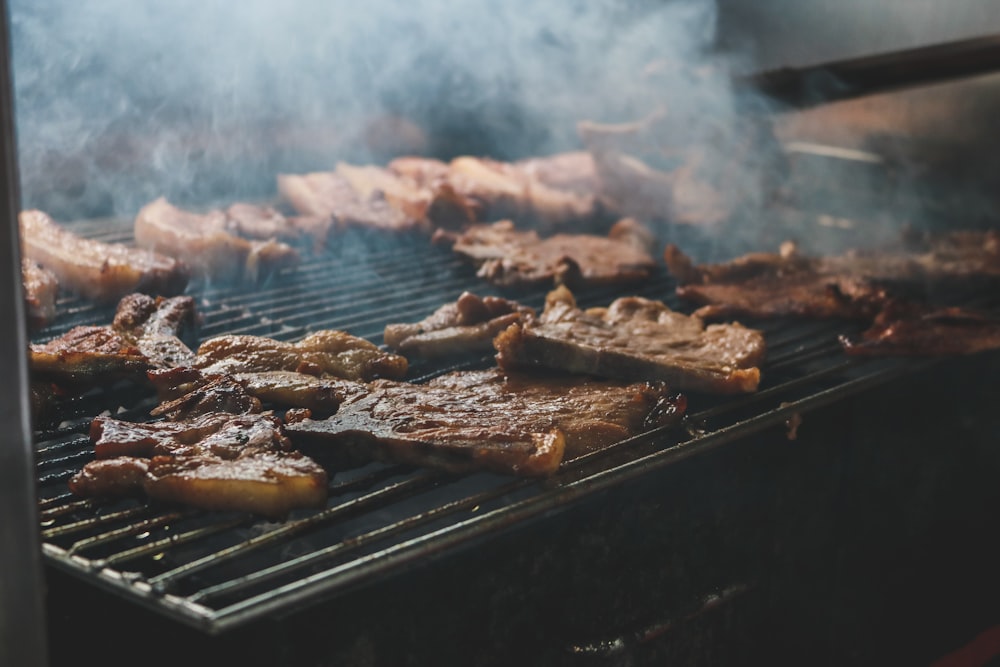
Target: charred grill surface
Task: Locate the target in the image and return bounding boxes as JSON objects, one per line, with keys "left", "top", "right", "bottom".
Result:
{"left": 30, "top": 216, "right": 999, "bottom": 635}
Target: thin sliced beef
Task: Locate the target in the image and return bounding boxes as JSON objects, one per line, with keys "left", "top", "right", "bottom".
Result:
{"left": 384, "top": 291, "right": 535, "bottom": 360}
{"left": 22, "top": 258, "right": 58, "bottom": 330}
{"left": 840, "top": 302, "right": 1000, "bottom": 356}
{"left": 495, "top": 285, "right": 765, "bottom": 394}
{"left": 286, "top": 368, "right": 686, "bottom": 477}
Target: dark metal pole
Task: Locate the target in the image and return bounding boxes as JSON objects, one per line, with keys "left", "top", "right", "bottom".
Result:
{"left": 0, "top": 0, "right": 50, "bottom": 662}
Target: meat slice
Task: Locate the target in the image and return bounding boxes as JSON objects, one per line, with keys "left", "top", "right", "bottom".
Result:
{"left": 383, "top": 292, "right": 535, "bottom": 360}
{"left": 193, "top": 330, "right": 408, "bottom": 381}
{"left": 20, "top": 209, "right": 188, "bottom": 302}
{"left": 495, "top": 285, "right": 765, "bottom": 394}
{"left": 276, "top": 170, "right": 426, "bottom": 238}
{"left": 225, "top": 202, "right": 301, "bottom": 241}
{"left": 70, "top": 412, "right": 328, "bottom": 517}
{"left": 22, "top": 258, "right": 58, "bottom": 330}
{"left": 840, "top": 302, "right": 1000, "bottom": 356}
{"left": 435, "top": 218, "right": 656, "bottom": 290}
{"left": 134, "top": 197, "right": 299, "bottom": 282}
{"left": 286, "top": 368, "right": 686, "bottom": 477}
{"left": 513, "top": 151, "right": 601, "bottom": 196}
{"left": 664, "top": 243, "right": 891, "bottom": 321}
{"left": 29, "top": 293, "right": 197, "bottom": 387}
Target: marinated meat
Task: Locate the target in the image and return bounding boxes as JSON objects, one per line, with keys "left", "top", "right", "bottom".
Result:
{"left": 384, "top": 291, "right": 535, "bottom": 360}
{"left": 149, "top": 366, "right": 367, "bottom": 419}
{"left": 193, "top": 330, "right": 408, "bottom": 381}
{"left": 840, "top": 302, "right": 1000, "bottom": 356}
{"left": 70, "top": 412, "right": 327, "bottom": 517}
{"left": 29, "top": 293, "right": 197, "bottom": 387}
{"left": 134, "top": 197, "right": 300, "bottom": 282}
{"left": 664, "top": 243, "right": 891, "bottom": 321}
{"left": 513, "top": 151, "right": 601, "bottom": 196}
{"left": 276, "top": 170, "right": 425, "bottom": 238}
{"left": 22, "top": 258, "right": 58, "bottom": 330}
{"left": 334, "top": 162, "right": 433, "bottom": 226}
{"left": 495, "top": 285, "right": 765, "bottom": 394}
{"left": 286, "top": 368, "right": 686, "bottom": 476}
{"left": 665, "top": 232, "right": 1000, "bottom": 321}
{"left": 435, "top": 218, "right": 657, "bottom": 290}
{"left": 20, "top": 209, "right": 188, "bottom": 302}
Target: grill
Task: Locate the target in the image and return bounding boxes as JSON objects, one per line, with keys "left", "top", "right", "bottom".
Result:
{"left": 30, "top": 212, "right": 974, "bottom": 642}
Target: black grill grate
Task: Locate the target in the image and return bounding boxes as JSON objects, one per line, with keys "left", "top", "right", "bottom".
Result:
{"left": 32, "top": 216, "right": 944, "bottom": 634}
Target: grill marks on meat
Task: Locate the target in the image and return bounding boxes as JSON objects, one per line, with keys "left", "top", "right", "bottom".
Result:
{"left": 495, "top": 285, "right": 765, "bottom": 394}
{"left": 193, "top": 330, "right": 408, "bottom": 381}
{"left": 20, "top": 209, "right": 188, "bottom": 303}
{"left": 22, "top": 258, "right": 58, "bottom": 330}
{"left": 286, "top": 368, "right": 686, "bottom": 477}
{"left": 134, "top": 197, "right": 300, "bottom": 282}
{"left": 384, "top": 292, "right": 535, "bottom": 360}
{"left": 435, "top": 218, "right": 657, "bottom": 290}
{"left": 29, "top": 293, "right": 197, "bottom": 388}
{"left": 664, "top": 243, "right": 891, "bottom": 321}
{"left": 70, "top": 413, "right": 328, "bottom": 517}
{"left": 840, "top": 302, "right": 1000, "bottom": 356}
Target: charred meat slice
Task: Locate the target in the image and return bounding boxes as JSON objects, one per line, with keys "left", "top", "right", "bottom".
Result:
{"left": 29, "top": 293, "right": 197, "bottom": 388}
{"left": 384, "top": 291, "right": 535, "bottom": 360}
{"left": 22, "top": 258, "right": 58, "bottom": 330}
{"left": 435, "top": 218, "right": 656, "bottom": 290}
{"left": 495, "top": 285, "right": 765, "bottom": 394}
{"left": 20, "top": 209, "right": 188, "bottom": 302}
{"left": 194, "top": 330, "right": 408, "bottom": 381}
{"left": 71, "top": 412, "right": 327, "bottom": 517}
{"left": 840, "top": 302, "right": 1000, "bottom": 356}
{"left": 286, "top": 368, "right": 685, "bottom": 477}
{"left": 664, "top": 243, "right": 893, "bottom": 321}
{"left": 134, "top": 197, "right": 299, "bottom": 282}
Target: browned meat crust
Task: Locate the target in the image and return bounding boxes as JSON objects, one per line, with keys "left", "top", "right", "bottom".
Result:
{"left": 435, "top": 218, "right": 656, "bottom": 290}
{"left": 495, "top": 285, "right": 765, "bottom": 394}
{"left": 29, "top": 293, "right": 197, "bottom": 387}
{"left": 22, "top": 258, "right": 58, "bottom": 330}
{"left": 383, "top": 291, "right": 535, "bottom": 360}
{"left": 286, "top": 368, "right": 686, "bottom": 477}
{"left": 666, "top": 232, "right": 1000, "bottom": 322}
{"left": 840, "top": 303, "right": 1000, "bottom": 356}
{"left": 20, "top": 209, "right": 188, "bottom": 303}
{"left": 134, "top": 197, "right": 300, "bottom": 282}
{"left": 193, "top": 330, "right": 408, "bottom": 381}
{"left": 70, "top": 412, "right": 327, "bottom": 517}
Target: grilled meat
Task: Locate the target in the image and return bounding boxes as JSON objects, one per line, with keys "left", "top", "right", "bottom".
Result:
{"left": 286, "top": 368, "right": 686, "bottom": 477}
{"left": 513, "top": 151, "right": 601, "bottom": 196}
{"left": 71, "top": 412, "right": 327, "bottom": 517}
{"left": 29, "top": 293, "right": 197, "bottom": 388}
{"left": 384, "top": 291, "right": 535, "bottom": 360}
{"left": 134, "top": 197, "right": 300, "bottom": 282}
{"left": 840, "top": 302, "right": 1000, "bottom": 356}
{"left": 20, "top": 209, "right": 188, "bottom": 302}
{"left": 22, "top": 258, "right": 58, "bottom": 330}
{"left": 194, "top": 330, "right": 408, "bottom": 381}
{"left": 225, "top": 202, "right": 301, "bottom": 241}
{"left": 435, "top": 218, "right": 656, "bottom": 290}
{"left": 149, "top": 372, "right": 264, "bottom": 420}
{"left": 495, "top": 285, "right": 765, "bottom": 394}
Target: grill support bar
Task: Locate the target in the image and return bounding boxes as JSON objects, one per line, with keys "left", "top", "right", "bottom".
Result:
{"left": 0, "top": 0, "right": 49, "bottom": 662}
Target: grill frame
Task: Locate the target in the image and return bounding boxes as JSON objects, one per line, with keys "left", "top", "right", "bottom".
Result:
{"left": 30, "top": 215, "right": 949, "bottom": 636}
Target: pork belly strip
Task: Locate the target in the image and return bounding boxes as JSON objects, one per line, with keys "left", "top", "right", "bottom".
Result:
{"left": 495, "top": 285, "right": 764, "bottom": 394}
{"left": 383, "top": 291, "right": 535, "bottom": 360}
{"left": 134, "top": 197, "right": 299, "bottom": 282}
{"left": 840, "top": 303, "right": 1000, "bottom": 356}
{"left": 20, "top": 209, "right": 188, "bottom": 302}
{"left": 29, "top": 293, "right": 197, "bottom": 386}
{"left": 22, "top": 258, "right": 58, "bottom": 330}
{"left": 435, "top": 218, "right": 656, "bottom": 290}
{"left": 193, "top": 330, "right": 408, "bottom": 381}
{"left": 70, "top": 412, "right": 327, "bottom": 517}
{"left": 286, "top": 368, "right": 685, "bottom": 477}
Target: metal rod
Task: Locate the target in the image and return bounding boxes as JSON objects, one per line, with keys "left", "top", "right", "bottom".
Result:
{"left": 0, "top": 0, "right": 49, "bottom": 662}
{"left": 745, "top": 34, "right": 1000, "bottom": 108}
